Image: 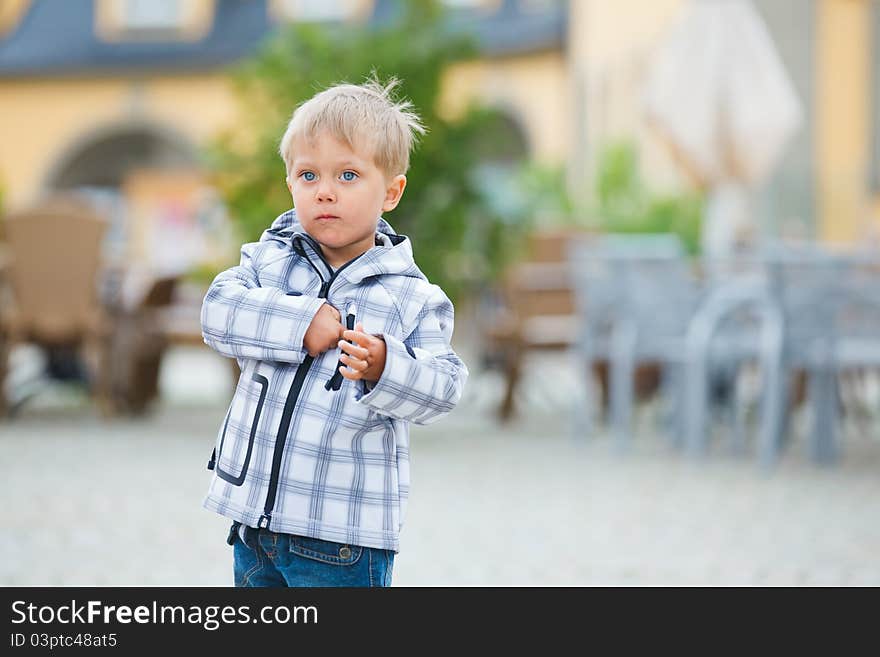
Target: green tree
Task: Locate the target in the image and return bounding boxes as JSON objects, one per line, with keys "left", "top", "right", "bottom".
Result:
{"left": 207, "top": 0, "right": 527, "bottom": 301}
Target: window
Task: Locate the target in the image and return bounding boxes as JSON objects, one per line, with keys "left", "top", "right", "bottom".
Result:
{"left": 439, "top": 0, "right": 502, "bottom": 16}
{"left": 441, "top": 0, "right": 497, "bottom": 8}
{"left": 121, "top": 0, "right": 182, "bottom": 31}
{"left": 95, "top": 0, "right": 212, "bottom": 43}
{"left": 519, "top": 0, "right": 561, "bottom": 12}
{"left": 275, "top": 0, "right": 356, "bottom": 22}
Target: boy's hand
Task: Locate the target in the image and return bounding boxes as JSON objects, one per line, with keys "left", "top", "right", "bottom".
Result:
{"left": 338, "top": 322, "right": 386, "bottom": 382}
{"left": 303, "top": 303, "right": 344, "bottom": 357}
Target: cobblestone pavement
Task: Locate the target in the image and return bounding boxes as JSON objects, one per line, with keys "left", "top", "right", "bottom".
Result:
{"left": 2, "top": 346, "right": 879, "bottom": 586}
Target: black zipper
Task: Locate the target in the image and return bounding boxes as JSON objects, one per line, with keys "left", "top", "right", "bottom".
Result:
{"left": 257, "top": 235, "right": 367, "bottom": 530}
{"left": 258, "top": 354, "right": 313, "bottom": 528}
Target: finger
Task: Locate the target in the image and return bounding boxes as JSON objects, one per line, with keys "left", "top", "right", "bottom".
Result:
{"left": 342, "top": 323, "right": 368, "bottom": 344}
{"left": 339, "top": 365, "right": 361, "bottom": 380}
{"left": 338, "top": 340, "right": 369, "bottom": 359}
{"left": 341, "top": 353, "right": 368, "bottom": 371}
{"left": 342, "top": 330, "right": 373, "bottom": 347}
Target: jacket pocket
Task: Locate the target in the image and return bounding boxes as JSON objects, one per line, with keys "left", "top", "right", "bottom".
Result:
{"left": 215, "top": 370, "right": 269, "bottom": 486}
{"left": 290, "top": 535, "right": 363, "bottom": 566}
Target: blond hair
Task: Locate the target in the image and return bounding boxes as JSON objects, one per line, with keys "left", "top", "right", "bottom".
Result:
{"left": 279, "top": 77, "right": 425, "bottom": 179}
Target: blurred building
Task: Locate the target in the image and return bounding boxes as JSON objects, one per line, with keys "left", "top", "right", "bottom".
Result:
{"left": 567, "top": 0, "right": 880, "bottom": 247}
{"left": 0, "top": 0, "right": 567, "bottom": 270}
{"left": 0, "top": 0, "right": 877, "bottom": 259}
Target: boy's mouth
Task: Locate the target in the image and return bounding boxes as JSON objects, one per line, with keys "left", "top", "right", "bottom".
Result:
{"left": 315, "top": 214, "right": 340, "bottom": 221}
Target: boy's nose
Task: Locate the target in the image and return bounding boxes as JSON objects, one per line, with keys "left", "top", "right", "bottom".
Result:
{"left": 316, "top": 186, "right": 336, "bottom": 202}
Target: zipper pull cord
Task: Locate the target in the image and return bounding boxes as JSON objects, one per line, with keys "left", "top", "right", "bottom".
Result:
{"left": 292, "top": 235, "right": 330, "bottom": 291}
{"left": 325, "top": 304, "right": 357, "bottom": 391}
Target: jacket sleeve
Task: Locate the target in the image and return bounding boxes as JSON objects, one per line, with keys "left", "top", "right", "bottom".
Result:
{"left": 200, "top": 240, "right": 326, "bottom": 363}
{"left": 354, "top": 284, "right": 468, "bottom": 425}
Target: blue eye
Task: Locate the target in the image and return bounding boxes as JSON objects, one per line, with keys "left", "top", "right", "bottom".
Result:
{"left": 300, "top": 171, "right": 316, "bottom": 182}
{"left": 340, "top": 171, "right": 358, "bottom": 182}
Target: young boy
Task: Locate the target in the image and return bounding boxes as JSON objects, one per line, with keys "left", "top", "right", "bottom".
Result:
{"left": 200, "top": 78, "right": 468, "bottom": 587}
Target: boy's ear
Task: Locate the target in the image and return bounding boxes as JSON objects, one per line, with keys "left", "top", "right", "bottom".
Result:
{"left": 286, "top": 175, "right": 293, "bottom": 193}
{"left": 382, "top": 175, "right": 407, "bottom": 212}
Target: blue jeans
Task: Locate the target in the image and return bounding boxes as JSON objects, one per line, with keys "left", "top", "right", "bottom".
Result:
{"left": 229, "top": 523, "right": 395, "bottom": 587}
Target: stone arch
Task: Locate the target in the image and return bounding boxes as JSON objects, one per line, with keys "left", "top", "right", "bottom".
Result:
{"left": 469, "top": 106, "right": 532, "bottom": 220}
{"left": 470, "top": 104, "right": 531, "bottom": 164}
{"left": 42, "top": 120, "right": 199, "bottom": 193}
{"left": 38, "top": 120, "right": 205, "bottom": 264}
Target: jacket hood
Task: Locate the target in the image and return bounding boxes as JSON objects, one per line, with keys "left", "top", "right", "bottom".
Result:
{"left": 262, "top": 208, "right": 425, "bottom": 286}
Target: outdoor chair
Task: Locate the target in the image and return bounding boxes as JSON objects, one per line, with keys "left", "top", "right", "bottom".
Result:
{"left": 789, "top": 250, "right": 880, "bottom": 463}
{"left": 482, "top": 230, "right": 581, "bottom": 421}
{"left": 102, "top": 272, "right": 180, "bottom": 415}
{"left": 680, "top": 244, "right": 880, "bottom": 468}
{"left": 705, "top": 244, "right": 880, "bottom": 467}
{"left": 757, "top": 245, "right": 846, "bottom": 464}
{"left": 568, "top": 233, "right": 702, "bottom": 449}
{"left": 828, "top": 255, "right": 880, "bottom": 455}
{"left": 682, "top": 267, "right": 784, "bottom": 466}
{"left": 0, "top": 196, "right": 114, "bottom": 415}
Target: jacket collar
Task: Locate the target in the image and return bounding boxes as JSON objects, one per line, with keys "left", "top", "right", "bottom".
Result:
{"left": 266, "top": 208, "right": 418, "bottom": 285}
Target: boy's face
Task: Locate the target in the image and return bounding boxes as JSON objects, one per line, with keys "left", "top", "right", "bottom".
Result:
{"left": 287, "top": 131, "right": 406, "bottom": 269}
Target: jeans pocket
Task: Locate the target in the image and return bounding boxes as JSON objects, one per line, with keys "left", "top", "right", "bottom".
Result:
{"left": 369, "top": 549, "right": 395, "bottom": 587}
{"left": 290, "top": 535, "right": 363, "bottom": 566}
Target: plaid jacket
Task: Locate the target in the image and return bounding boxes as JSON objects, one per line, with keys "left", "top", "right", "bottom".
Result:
{"left": 200, "top": 209, "right": 467, "bottom": 552}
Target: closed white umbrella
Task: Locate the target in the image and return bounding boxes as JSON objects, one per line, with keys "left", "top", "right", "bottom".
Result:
{"left": 643, "top": 0, "right": 804, "bottom": 257}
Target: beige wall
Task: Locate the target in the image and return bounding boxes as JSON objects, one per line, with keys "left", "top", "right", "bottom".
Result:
{"left": 816, "top": 0, "right": 874, "bottom": 243}
{"left": 3, "top": 0, "right": 875, "bottom": 245}
{"left": 2, "top": 53, "right": 569, "bottom": 211}
{"left": 568, "top": 0, "right": 687, "bottom": 201}
{"left": 0, "top": 72, "right": 238, "bottom": 210}
{"left": 438, "top": 51, "right": 570, "bottom": 164}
